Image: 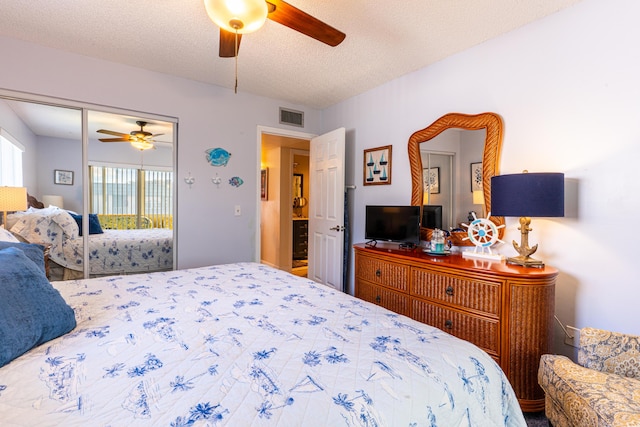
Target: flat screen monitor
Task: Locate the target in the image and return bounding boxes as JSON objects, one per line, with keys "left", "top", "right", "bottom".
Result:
{"left": 422, "top": 205, "right": 443, "bottom": 229}
{"left": 365, "top": 205, "right": 420, "bottom": 244}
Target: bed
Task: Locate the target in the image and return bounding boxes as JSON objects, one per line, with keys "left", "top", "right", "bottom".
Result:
{"left": 6, "top": 203, "right": 173, "bottom": 279}
{"left": 0, "top": 256, "right": 526, "bottom": 426}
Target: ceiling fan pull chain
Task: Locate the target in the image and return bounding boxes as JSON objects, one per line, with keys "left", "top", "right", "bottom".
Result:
{"left": 234, "top": 29, "right": 239, "bottom": 94}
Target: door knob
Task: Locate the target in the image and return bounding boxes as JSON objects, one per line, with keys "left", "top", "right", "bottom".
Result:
{"left": 329, "top": 225, "right": 345, "bottom": 232}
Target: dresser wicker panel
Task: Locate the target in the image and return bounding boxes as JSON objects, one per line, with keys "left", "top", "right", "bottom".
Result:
{"left": 353, "top": 243, "right": 558, "bottom": 412}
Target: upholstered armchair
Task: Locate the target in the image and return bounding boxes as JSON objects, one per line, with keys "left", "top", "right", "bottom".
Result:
{"left": 538, "top": 327, "right": 640, "bottom": 427}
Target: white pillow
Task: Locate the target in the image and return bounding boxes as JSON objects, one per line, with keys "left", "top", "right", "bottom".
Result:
{"left": 0, "top": 225, "right": 20, "bottom": 242}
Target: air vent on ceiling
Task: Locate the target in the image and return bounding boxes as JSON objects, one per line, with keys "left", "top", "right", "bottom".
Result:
{"left": 279, "top": 107, "right": 304, "bottom": 127}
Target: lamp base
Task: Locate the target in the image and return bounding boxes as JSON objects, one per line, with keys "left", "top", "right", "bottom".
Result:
{"left": 462, "top": 251, "right": 505, "bottom": 262}
{"left": 506, "top": 216, "right": 546, "bottom": 268}
{"left": 506, "top": 255, "right": 545, "bottom": 268}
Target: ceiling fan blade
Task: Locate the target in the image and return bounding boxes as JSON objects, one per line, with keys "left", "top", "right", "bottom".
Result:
{"left": 99, "top": 138, "right": 131, "bottom": 142}
{"left": 266, "top": 0, "right": 345, "bottom": 47}
{"left": 97, "top": 129, "right": 128, "bottom": 137}
{"left": 219, "top": 28, "right": 242, "bottom": 58}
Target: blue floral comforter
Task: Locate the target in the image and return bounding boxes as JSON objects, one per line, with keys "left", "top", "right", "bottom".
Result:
{"left": 0, "top": 263, "right": 525, "bottom": 426}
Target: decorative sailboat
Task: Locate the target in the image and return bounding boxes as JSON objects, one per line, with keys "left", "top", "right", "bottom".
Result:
{"left": 366, "top": 153, "right": 375, "bottom": 167}
{"left": 366, "top": 167, "right": 374, "bottom": 182}
{"left": 379, "top": 152, "right": 388, "bottom": 165}
{"left": 380, "top": 166, "right": 388, "bottom": 181}
{"left": 373, "top": 163, "right": 380, "bottom": 175}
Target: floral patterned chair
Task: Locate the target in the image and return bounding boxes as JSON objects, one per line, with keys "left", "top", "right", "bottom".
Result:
{"left": 538, "top": 327, "right": 640, "bottom": 426}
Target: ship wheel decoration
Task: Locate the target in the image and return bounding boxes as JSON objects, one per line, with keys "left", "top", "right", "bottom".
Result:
{"left": 461, "top": 212, "right": 506, "bottom": 259}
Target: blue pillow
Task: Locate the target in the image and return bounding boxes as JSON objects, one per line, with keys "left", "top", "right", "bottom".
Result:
{"left": 69, "top": 213, "right": 103, "bottom": 236}
{"left": 0, "top": 247, "right": 76, "bottom": 367}
{"left": 0, "top": 241, "right": 45, "bottom": 274}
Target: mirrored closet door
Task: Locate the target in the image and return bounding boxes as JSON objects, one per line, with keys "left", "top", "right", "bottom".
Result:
{"left": 0, "top": 92, "right": 177, "bottom": 280}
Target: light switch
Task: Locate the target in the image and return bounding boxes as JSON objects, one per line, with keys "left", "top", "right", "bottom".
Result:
{"left": 234, "top": 205, "right": 241, "bottom": 216}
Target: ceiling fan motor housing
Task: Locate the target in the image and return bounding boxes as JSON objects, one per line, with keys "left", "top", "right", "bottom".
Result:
{"left": 132, "top": 121, "right": 152, "bottom": 138}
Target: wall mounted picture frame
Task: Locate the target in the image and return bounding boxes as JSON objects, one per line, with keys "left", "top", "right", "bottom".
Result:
{"left": 363, "top": 145, "right": 392, "bottom": 185}
{"left": 54, "top": 169, "right": 74, "bottom": 185}
{"left": 423, "top": 167, "right": 440, "bottom": 194}
{"left": 470, "top": 162, "right": 483, "bottom": 191}
{"left": 261, "top": 168, "right": 268, "bottom": 200}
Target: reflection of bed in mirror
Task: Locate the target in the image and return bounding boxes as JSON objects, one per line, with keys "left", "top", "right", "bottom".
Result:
{"left": 8, "top": 195, "right": 172, "bottom": 280}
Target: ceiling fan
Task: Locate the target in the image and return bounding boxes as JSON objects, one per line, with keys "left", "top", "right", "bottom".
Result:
{"left": 97, "top": 121, "right": 162, "bottom": 151}
{"left": 204, "top": 0, "right": 346, "bottom": 58}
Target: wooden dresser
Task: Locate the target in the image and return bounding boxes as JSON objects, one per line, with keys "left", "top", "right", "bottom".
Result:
{"left": 292, "top": 219, "right": 309, "bottom": 260}
{"left": 354, "top": 243, "right": 558, "bottom": 412}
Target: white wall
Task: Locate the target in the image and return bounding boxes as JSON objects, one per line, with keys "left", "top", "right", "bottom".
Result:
{"left": 36, "top": 136, "right": 82, "bottom": 212}
{"left": 0, "top": 35, "right": 322, "bottom": 268}
{"left": 323, "top": 0, "right": 640, "bottom": 355}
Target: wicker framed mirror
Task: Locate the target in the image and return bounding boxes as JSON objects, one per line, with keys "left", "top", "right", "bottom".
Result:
{"left": 408, "top": 112, "right": 505, "bottom": 245}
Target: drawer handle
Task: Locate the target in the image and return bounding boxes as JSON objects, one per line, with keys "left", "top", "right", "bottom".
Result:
{"left": 445, "top": 286, "right": 454, "bottom": 296}
{"left": 375, "top": 295, "right": 381, "bottom": 303}
{"left": 375, "top": 269, "right": 381, "bottom": 277}
{"left": 444, "top": 319, "right": 453, "bottom": 329}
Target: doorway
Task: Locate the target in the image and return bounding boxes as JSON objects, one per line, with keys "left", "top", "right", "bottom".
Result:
{"left": 291, "top": 151, "right": 310, "bottom": 276}
{"left": 258, "top": 127, "right": 313, "bottom": 274}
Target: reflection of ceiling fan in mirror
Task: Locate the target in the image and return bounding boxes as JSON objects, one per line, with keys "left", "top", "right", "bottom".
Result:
{"left": 97, "top": 121, "right": 162, "bottom": 151}
{"left": 204, "top": 0, "right": 346, "bottom": 58}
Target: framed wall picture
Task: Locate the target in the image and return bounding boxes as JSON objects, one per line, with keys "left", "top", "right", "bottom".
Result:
{"left": 363, "top": 145, "right": 392, "bottom": 185}
{"left": 423, "top": 167, "right": 440, "bottom": 194}
{"left": 260, "top": 168, "right": 268, "bottom": 200}
{"left": 54, "top": 169, "right": 74, "bottom": 185}
{"left": 470, "top": 162, "right": 483, "bottom": 191}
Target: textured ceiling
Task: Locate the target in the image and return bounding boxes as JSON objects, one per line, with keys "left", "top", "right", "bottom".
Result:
{"left": 0, "top": 0, "right": 581, "bottom": 109}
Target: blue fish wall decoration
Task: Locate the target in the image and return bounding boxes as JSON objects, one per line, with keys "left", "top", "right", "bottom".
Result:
{"left": 205, "top": 148, "right": 231, "bottom": 167}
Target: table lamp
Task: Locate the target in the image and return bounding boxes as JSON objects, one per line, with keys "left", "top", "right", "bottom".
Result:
{"left": 490, "top": 172, "right": 564, "bottom": 268}
{"left": 0, "top": 186, "right": 28, "bottom": 228}
{"left": 472, "top": 189, "right": 485, "bottom": 217}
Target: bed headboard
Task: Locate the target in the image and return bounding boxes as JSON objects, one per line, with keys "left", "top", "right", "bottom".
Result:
{"left": 27, "top": 194, "right": 44, "bottom": 209}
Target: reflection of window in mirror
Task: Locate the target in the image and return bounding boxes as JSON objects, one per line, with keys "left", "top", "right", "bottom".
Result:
{"left": 0, "top": 128, "right": 24, "bottom": 186}
{"left": 293, "top": 173, "right": 303, "bottom": 198}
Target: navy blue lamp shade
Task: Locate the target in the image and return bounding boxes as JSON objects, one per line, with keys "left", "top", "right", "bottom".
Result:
{"left": 491, "top": 173, "right": 564, "bottom": 218}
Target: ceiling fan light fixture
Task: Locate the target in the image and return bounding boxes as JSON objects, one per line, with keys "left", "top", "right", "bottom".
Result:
{"left": 130, "top": 140, "right": 155, "bottom": 151}
{"left": 204, "top": 0, "right": 268, "bottom": 34}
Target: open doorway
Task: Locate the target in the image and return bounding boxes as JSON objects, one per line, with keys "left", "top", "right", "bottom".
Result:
{"left": 259, "top": 129, "right": 312, "bottom": 275}
{"left": 291, "top": 151, "right": 310, "bottom": 276}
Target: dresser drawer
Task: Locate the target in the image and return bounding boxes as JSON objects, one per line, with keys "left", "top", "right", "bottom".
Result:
{"left": 356, "top": 279, "right": 410, "bottom": 316}
{"left": 355, "top": 254, "right": 409, "bottom": 292}
{"left": 412, "top": 299, "right": 500, "bottom": 356}
{"left": 411, "top": 267, "right": 501, "bottom": 317}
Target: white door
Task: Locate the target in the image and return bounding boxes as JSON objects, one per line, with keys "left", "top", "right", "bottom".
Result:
{"left": 307, "top": 128, "right": 346, "bottom": 291}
